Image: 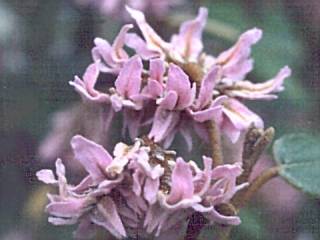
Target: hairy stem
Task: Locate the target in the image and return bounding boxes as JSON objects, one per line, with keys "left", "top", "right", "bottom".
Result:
{"left": 232, "top": 166, "right": 280, "bottom": 209}
{"left": 207, "top": 120, "right": 223, "bottom": 167}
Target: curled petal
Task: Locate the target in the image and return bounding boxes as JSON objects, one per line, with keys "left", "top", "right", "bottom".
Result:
{"left": 115, "top": 55, "right": 143, "bottom": 99}
{"left": 208, "top": 208, "right": 241, "bottom": 225}
{"left": 46, "top": 199, "right": 86, "bottom": 218}
{"left": 189, "top": 105, "right": 222, "bottom": 123}
{"left": 126, "top": 6, "right": 170, "bottom": 54}
{"left": 166, "top": 158, "right": 194, "bottom": 204}
{"left": 142, "top": 79, "right": 163, "bottom": 99}
{"left": 149, "top": 58, "right": 165, "bottom": 83}
{"left": 171, "top": 7, "right": 208, "bottom": 61}
{"left": 196, "top": 65, "right": 221, "bottom": 109}
{"left": 36, "top": 169, "right": 57, "bottom": 185}
{"left": 69, "top": 64, "right": 109, "bottom": 103}
{"left": 144, "top": 178, "right": 160, "bottom": 205}
{"left": 92, "top": 24, "right": 132, "bottom": 73}
{"left": 125, "top": 33, "right": 159, "bottom": 59}
{"left": 222, "top": 99, "right": 263, "bottom": 142}
{"left": 92, "top": 197, "right": 127, "bottom": 239}
{"left": 217, "top": 28, "right": 262, "bottom": 80}
{"left": 55, "top": 159, "right": 68, "bottom": 197}
{"left": 71, "top": 135, "right": 113, "bottom": 183}
{"left": 167, "top": 64, "right": 196, "bottom": 110}
{"left": 148, "top": 108, "right": 180, "bottom": 142}
{"left": 158, "top": 91, "right": 178, "bottom": 110}
{"left": 225, "top": 66, "right": 291, "bottom": 100}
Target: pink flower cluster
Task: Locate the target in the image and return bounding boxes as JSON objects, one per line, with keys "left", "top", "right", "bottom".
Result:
{"left": 37, "top": 6, "right": 291, "bottom": 239}
{"left": 70, "top": 7, "right": 291, "bottom": 147}
{"left": 37, "top": 136, "right": 246, "bottom": 239}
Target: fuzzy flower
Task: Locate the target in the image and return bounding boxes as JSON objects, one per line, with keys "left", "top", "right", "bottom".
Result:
{"left": 126, "top": 7, "right": 291, "bottom": 143}
{"left": 69, "top": 6, "right": 291, "bottom": 148}
{"left": 37, "top": 136, "right": 245, "bottom": 239}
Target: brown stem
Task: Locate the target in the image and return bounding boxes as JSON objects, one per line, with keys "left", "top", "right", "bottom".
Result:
{"left": 207, "top": 120, "right": 223, "bottom": 167}
{"left": 232, "top": 166, "right": 279, "bottom": 209}
{"left": 237, "top": 127, "right": 275, "bottom": 185}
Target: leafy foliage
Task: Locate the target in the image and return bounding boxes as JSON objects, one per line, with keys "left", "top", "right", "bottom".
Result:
{"left": 273, "top": 133, "right": 320, "bottom": 196}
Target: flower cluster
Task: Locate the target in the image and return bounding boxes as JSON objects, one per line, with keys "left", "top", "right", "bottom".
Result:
{"left": 37, "top": 6, "right": 291, "bottom": 239}
{"left": 37, "top": 136, "right": 246, "bottom": 239}
{"left": 70, "top": 7, "right": 290, "bottom": 147}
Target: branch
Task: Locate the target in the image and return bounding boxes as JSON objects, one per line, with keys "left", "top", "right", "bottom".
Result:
{"left": 207, "top": 120, "right": 224, "bottom": 167}
{"left": 232, "top": 166, "right": 279, "bottom": 209}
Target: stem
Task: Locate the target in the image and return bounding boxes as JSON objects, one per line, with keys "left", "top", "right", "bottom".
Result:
{"left": 215, "top": 225, "right": 232, "bottom": 240}
{"left": 237, "top": 127, "right": 275, "bottom": 185}
{"left": 184, "top": 212, "right": 208, "bottom": 240}
{"left": 233, "top": 166, "right": 279, "bottom": 209}
{"left": 207, "top": 120, "right": 223, "bottom": 167}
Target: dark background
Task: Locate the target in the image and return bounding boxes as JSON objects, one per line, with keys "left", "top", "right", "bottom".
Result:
{"left": 0, "top": 0, "right": 319, "bottom": 239}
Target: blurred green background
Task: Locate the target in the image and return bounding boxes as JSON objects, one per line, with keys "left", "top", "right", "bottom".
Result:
{"left": 0, "top": 0, "right": 319, "bottom": 239}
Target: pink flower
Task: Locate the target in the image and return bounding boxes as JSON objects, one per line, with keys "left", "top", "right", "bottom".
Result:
{"left": 148, "top": 63, "right": 196, "bottom": 144}
{"left": 125, "top": 7, "right": 291, "bottom": 144}
{"left": 127, "top": 7, "right": 208, "bottom": 63}
{"left": 214, "top": 28, "right": 263, "bottom": 81}
{"left": 91, "top": 24, "right": 132, "bottom": 74}
{"left": 37, "top": 136, "right": 245, "bottom": 239}
{"left": 110, "top": 55, "right": 144, "bottom": 111}
{"left": 170, "top": 7, "right": 208, "bottom": 62}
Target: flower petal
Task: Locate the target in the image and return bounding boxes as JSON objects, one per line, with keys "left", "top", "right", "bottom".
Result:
{"left": 126, "top": 6, "right": 170, "bottom": 54}
{"left": 115, "top": 55, "right": 143, "bottom": 99}
{"left": 225, "top": 66, "right": 291, "bottom": 100}
{"left": 217, "top": 28, "right": 262, "bottom": 80}
{"left": 166, "top": 158, "right": 194, "bottom": 204}
{"left": 71, "top": 135, "right": 113, "bottom": 183}
{"left": 171, "top": 7, "right": 208, "bottom": 61}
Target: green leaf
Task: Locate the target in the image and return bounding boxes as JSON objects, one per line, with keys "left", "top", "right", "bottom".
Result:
{"left": 273, "top": 134, "right": 320, "bottom": 196}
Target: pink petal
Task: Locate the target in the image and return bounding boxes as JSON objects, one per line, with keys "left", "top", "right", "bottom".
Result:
{"left": 125, "top": 33, "right": 159, "bottom": 59}
{"left": 171, "top": 7, "right": 208, "bottom": 61}
{"left": 144, "top": 178, "right": 160, "bottom": 205}
{"left": 226, "top": 66, "right": 291, "bottom": 100}
{"left": 46, "top": 198, "right": 85, "bottom": 218}
{"left": 190, "top": 105, "right": 222, "bottom": 123}
{"left": 166, "top": 158, "right": 194, "bottom": 204}
{"left": 222, "top": 98, "right": 263, "bottom": 139}
{"left": 149, "top": 58, "right": 165, "bottom": 83}
{"left": 71, "top": 135, "right": 113, "bottom": 183}
{"left": 217, "top": 28, "right": 262, "bottom": 80}
{"left": 142, "top": 79, "right": 163, "bottom": 99}
{"left": 159, "top": 90, "right": 178, "bottom": 110}
{"left": 126, "top": 6, "right": 170, "bottom": 54}
{"left": 208, "top": 208, "right": 241, "bottom": 225}
{"left": 196, "top": 65, "right": 220, "bottom": 109}
{"left": 93, "top": 196, "right": 127, "bottom": 239}
{"left": 167, "top": 64, "right": 195, "bottom": 110}
{"left": 115, "top": 55, "right": 143, "bottom": 98}
{"left": 148, "top": 108, "right": 180, "bottom": 142}
{"left": 36, "top": 169, "right": 57, "bottom": 184}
